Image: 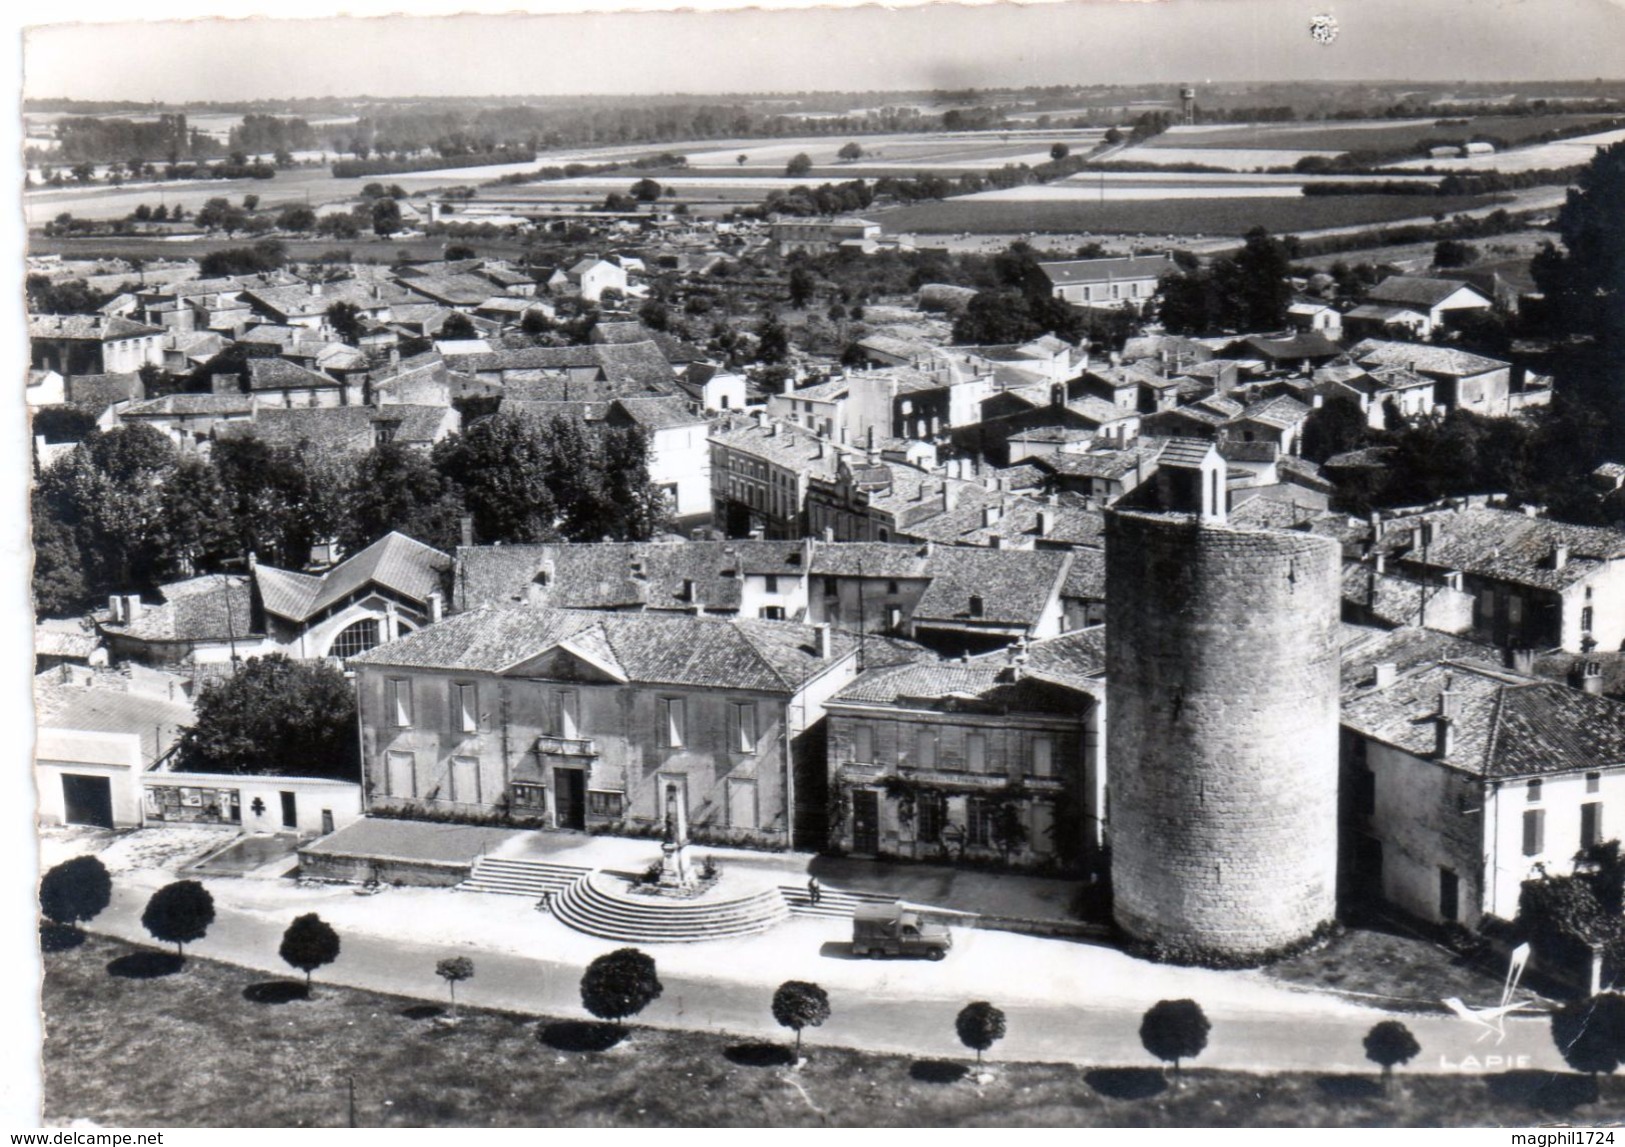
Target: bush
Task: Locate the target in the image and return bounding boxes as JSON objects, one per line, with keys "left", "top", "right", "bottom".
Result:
{"left": 141, "top": 880, "right": 215, "bottom": 956}
{"left": 580, "top": 948, "right": 662, "bottom": 1027}
{"left": 39, "top": 855, "right": 112, "bottom": 929}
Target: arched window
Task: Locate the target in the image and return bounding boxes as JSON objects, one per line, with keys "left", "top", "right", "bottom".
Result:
{"left": 329, "top": 618, "right": 381, "bottom": 660}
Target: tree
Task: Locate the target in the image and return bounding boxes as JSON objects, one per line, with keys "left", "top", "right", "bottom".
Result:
{"left": 989, "top": 802, "right": 1029, "bottom": 864}
{"left": 771, "top": 980, "right": 831, "bottom": 1057}
{"left": 580, "top": 947, "right": 663, "bottom": 1028}
{"left": 436, "top": 956, "right": 474, "bottom": 1013}
{"left": 344, "top": 441, "right": 466, "bottom": 554}
{"left": 1552, "top": 994, "right": 1625, "bottom": 1101}
{"left": 785, "top": 153, "right": 813, "bottom": 178}
{"left": 1433, "top": 239, "right": 1477, "bottom": 269}
{"left": 1301, "top": 396, "right": 1372, "bottom": 464}
{"left": 372, "top": 197, "right": 403, "bottom": 238}
{"left": 174, "top": 654, "right": 361, "bottom": 781}
{"left": 1531, "top": 140, "right": 1625, "bottom": 348}
{"left": 1049, "top": 142, "right": 1070, "bottom": 161}
{"left": 141, "top": 880, "right": 215, "bottom": 956}
{"left": 629, "top": 178, "right": 663, "bottom": 203}
{"left": 327, "top": 301, "right": 366, "bottom": 344}
{"left": 755, "top": 313, "right": 790, "bottom": 365}
{"left": 242, "top": 193, "right": 260, "bottom": 211}
{"left": 40, "top": 856, "right": 113, "bottom": 932}
{"left": 788, "top": 265, "right": 817, "bottom": 309}
{"left": 1140, "top": 999, "right": 1210, "bottom": 1081}
{"left": 1363, "top": 1020, "right": 1420, "bottom": 1095}
{"left": 276, "top": 205, "right": 317, "bottom": 233}
{"left": 439, "top": 312, "right": 477, "bottom": 341}
{"left": 838, "top": 142, "right": 863, "bottom": 162}
{"left": 280, "top": 913, "right": 341, "bottom": 990}
{"left": 955, "top": 1001, "right": 1007, "bottom": 1065}
{"left": 317, "top": 213, "right": 360, "bottom": 240}
{"left": 736, "top": 154, "right": 748, "bottom": 166}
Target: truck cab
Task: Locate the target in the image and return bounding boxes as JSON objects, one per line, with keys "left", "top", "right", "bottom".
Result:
{"left": 851, "top": 901, "right": 952, "bottom": 960}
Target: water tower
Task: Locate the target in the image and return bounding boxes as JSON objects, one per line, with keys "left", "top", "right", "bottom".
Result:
{"left": 1180, "top": 86, "right": 1197, "bottom": 126}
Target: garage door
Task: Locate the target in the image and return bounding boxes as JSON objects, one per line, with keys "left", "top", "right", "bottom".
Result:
{"left": 62, "top": 774, "right": 114, "bottom": 829}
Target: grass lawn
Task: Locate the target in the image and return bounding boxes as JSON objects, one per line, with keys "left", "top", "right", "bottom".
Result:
{"left": 28, "top": 234, "right": 535, "bottom": 264}
{"left": 875, "top": 194, "right": 1510, "bottom": 237}
{"left": 1265, "top": 924, "right": 1522, "bottom": 1011}
{"left": 40, "top": 933, "right": 1622, "bottom": 1128}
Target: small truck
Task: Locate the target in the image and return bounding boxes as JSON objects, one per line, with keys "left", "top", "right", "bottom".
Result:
{"left": 851, "top": 901, "right": 952, "bottom": 960}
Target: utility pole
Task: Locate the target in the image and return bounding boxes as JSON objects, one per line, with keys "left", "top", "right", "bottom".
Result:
{"left": 347, "top": 1076, "right": 356, "bottom": 1128}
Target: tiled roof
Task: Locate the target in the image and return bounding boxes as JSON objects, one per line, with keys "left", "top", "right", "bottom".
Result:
{"left": 911, "top": 548, "right": 1071, "bottom": 628}
{"left": 1157, "top": 438, "right": 1215, "bottom": 469}
{"left": 98, "top": 574, "right": 259, "bottom": 643}
{"left": 1385, "top": 506, "right": 1625, "bottom": 592}
{"left": 611, "top": 396, "right": 706, "bottom": 431}
{"left": 1067, "top": 395, "right": 1136, "bottom": 426}
{"left": 352, "top": 606, "right": 855, "bottom": 694}
{"left": 1061, "top": 547, "right": 1105, "bottom": 600}
{"left": 243, "top": 279, "right": 420, "bottom": 319}
{"left": 1349, "top": 339, "right": 1508, "bottom": 379}
{"left": 1367, "top": 275, "right": 1490, "bottom": 308}
{"left": 710, "top": 417, "right": 842, "bottom": 480}
{"left": 455, "top": 540, "right": 810, "bottom": 613}
{"left": 258, "top": 532, "right": 451, "bottom": 622}
{"left": 29, "top": 313, "right": 163, "bottom": 341}
{"left": 1242, "top": 333, "right": 1343, "bottom": 361}
{"left": 1230, "top": 394, "right": 1311, "bottom": 430}
{"left": 246, "top": 358, "right": 339, "bottom": 392}
{"left": 1034, "top": 447, "right": 1151, "bottom": 481}
{"left": 123, "top": 393, "right": 255, "bottom": 418}
{"left": 402, "top": 273, "right": 503, "bottom": 307}
{"left": 1038, "top": 255, "right": 1172, "bottom": 286}
{"left": 34, "top": 683, "right": 194, "bottom": 763}
{"left": 64, "top": 373, "right": 142, "bottom": 408}
{"left": 830, "top": 626, "right": 1103, "bottom": 711}
{"left": 35, "top": 621, "right": 102, "bottom": 660}
{"left": 1341, "top": 658, "right": 1625, "bottom": 779}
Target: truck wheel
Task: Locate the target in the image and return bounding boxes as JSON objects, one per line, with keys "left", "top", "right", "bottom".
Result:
{"left": 927, "top": 948, "right": 945, "bottom": 961}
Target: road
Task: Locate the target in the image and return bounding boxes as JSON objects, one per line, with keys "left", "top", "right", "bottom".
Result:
{"left": 79, "top": 880, "right": 1570, "bottom": 1078}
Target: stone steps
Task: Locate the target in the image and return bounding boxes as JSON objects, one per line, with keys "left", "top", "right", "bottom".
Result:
{"left": 779, "top": 885, "right": 903, "bottom": 920}
{"left": 458, "top": 856, "right": 592, "bottom": 898}
{"left": 552, "top": 872, "right": 790, "bottom": 943}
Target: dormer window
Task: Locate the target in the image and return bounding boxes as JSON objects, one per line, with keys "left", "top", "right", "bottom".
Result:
{"left": 969, "top": 594, "right": 985, "bottom": 618}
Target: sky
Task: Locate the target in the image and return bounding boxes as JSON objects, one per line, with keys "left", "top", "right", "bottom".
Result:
{"left": 20, "top": 0, "right": 1625, "bottom": 103}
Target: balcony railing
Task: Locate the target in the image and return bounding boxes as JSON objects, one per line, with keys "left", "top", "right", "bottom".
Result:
{"left": 537, "top": 735, "right": 598, "bottom": 758}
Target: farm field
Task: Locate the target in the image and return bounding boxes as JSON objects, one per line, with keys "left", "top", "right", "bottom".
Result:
{"left": 1093, "top": 147, "right": 1343, "bottom": 170}
{"left": 682, "top": 129, "right": 1107, "bottom": 170}
{"left": 1137, "top": 114, "right": 1623, "bottom": 155}
{"left": 873, "top": 193, "right": 1512, "bottom": 238}
{"left": 1386, "top": 127, "right": 1625, "bottom": 172}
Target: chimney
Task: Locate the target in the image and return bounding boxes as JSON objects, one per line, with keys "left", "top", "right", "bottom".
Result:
{"left": 682, "top": 577, "right": 697, "bottom": 603}
{"left": 815, "top": 623, "right": 832, "bottom": 659}
{"left": 389, "top": 346, "right": 400, "bottom": 370}
{"left": 1435, "top": 714, "right": 1454, "bottom": 759}
{"left": 1372, "top": 661, "right": 1397, "bottom": 688}
{"left": 866, "top": 425, "right": 877, "bottom": 452}
{"left": 968, "top": 594, "right": 985, "bottom": 617}
{"left": 1373, "top": 552, "right": 1386, "bottom": 575}
{"left": 107, "top": 594, "right": 125, "bottom": 624}
{"left": 782, "top": 374, "right": 794, "bottom": 396}
{"left": 1036, "top": 509, "right": 1052, "bottom": 537}
{"left": 427, "top": 590, "right": 443, "bottom": 623}
{"left": 123, "top": 594, "right": 144, "bottom": 622}
{"left": 983, "top": 505, "right": 1002, "bottom": 527}
{"left": 460, "top": 516, "right": 475, "bottom": 548}
{"left": 1505, "top": 645, "right": 1536, "bottom": 675}
{"left": 769, "top": 422, "right": 781, "bottom": 438}
{"left": 246, "top": 551, "right": 257, "bottom": 572}
{"left": 1572, "top": 661, "right": 1605, "bottom": 695}
{"left": 943, "top": 484, "right": 959, "bottom": 512}
{"left": 310, "top": 281, "right": 323, "bottom": 298}
{"left": 1551, "top": 543, "right": 1569, "bottom": 571}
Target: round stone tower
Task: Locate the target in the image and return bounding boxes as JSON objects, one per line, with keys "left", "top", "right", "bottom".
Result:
{"left": 1105, "top": 510, "right": 1342, "bottom": 963}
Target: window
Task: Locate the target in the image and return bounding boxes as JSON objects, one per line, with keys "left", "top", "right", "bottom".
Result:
{"left": 1355, "top": 766, "right": 1376, "bottom": 818}
{"left": 968, "top": 595, "right": 985, "bottom": 618}
{"left": 764, "top": 575, "right": 779, "bottom": 593}
{"left": 1588, "top": 772, "right": 1602, "bottom": 794}
{"left": 450, "top": 756, "right": 479, "bottom": 804}
{"left": 823, "top": 577, "right": 839, "bottom": 597}
{"left": 730, "top": 702, "right": 758, "bottom": 753}
{"left": 1523, "top": 808, "right": 1545, "bottom": 857}
{"left": 966, "top": 797, "right": 996, "bottom": 847}
{"left": 1527, "top": 779, "right": 1543, "bottom": 803}
{"left": 1582, "top": 606, "right": 1595, "bottom": 633}
{"left": 511, "top": 782, "right": 546, "bottom": 810}
{"left": 587, "top": 790, "right": 624, "bottom": 819}
{"left": 385, "top": 750, "right": 415, "bottom": 797}
{"left": 1479, "top": 589, "right": 1495, "bottom": 621}
{"left": 852, "top": 724, "right": 873, "bottom": 764}
{"left": 558, "top": 690, "right": 579, "bottom": 740}
{"left": 1439, "top": 868, "right": 1459, "bottom": 923}
{"left": 886, "top": 580, "right": 900, "bottom": 596}
{"left": 330, "top": 619, "right": 381, "bottom": 660}
{"left": 1508, "top": 596, "right": 1525, "bottom": 625}
{"left": 1031, "top": 736, "right": 1053, "bottom": 778}
{"left": 966, "top": 734, "right": 986, "bottom": 773}
{"left": 887, "top": 606, "right": 903, "bottom": 632}
{"left": 452, "top": 683, "right": 477, "bottom": 734}
{"left": 1583, "top": 802, "right": 1605, "bottom": 849}
{"left": 916, "top": 792, "right": 946, "bottom": 843}
{"left": 915, "top": 728, "right": 937, "bottom": 770}
{"left": 759, "top": 606, "right": 786, "bottom": 621}
{"left": 387, "top": 678, "right": 413, "bottom": 728}
{"left": 659, "top": 697, "right": 686, "bottom": 748}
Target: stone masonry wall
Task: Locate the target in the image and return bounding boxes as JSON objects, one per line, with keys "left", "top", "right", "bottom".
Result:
{"left": 1105, "top": 511, "right": 1342, "bottom": 961}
